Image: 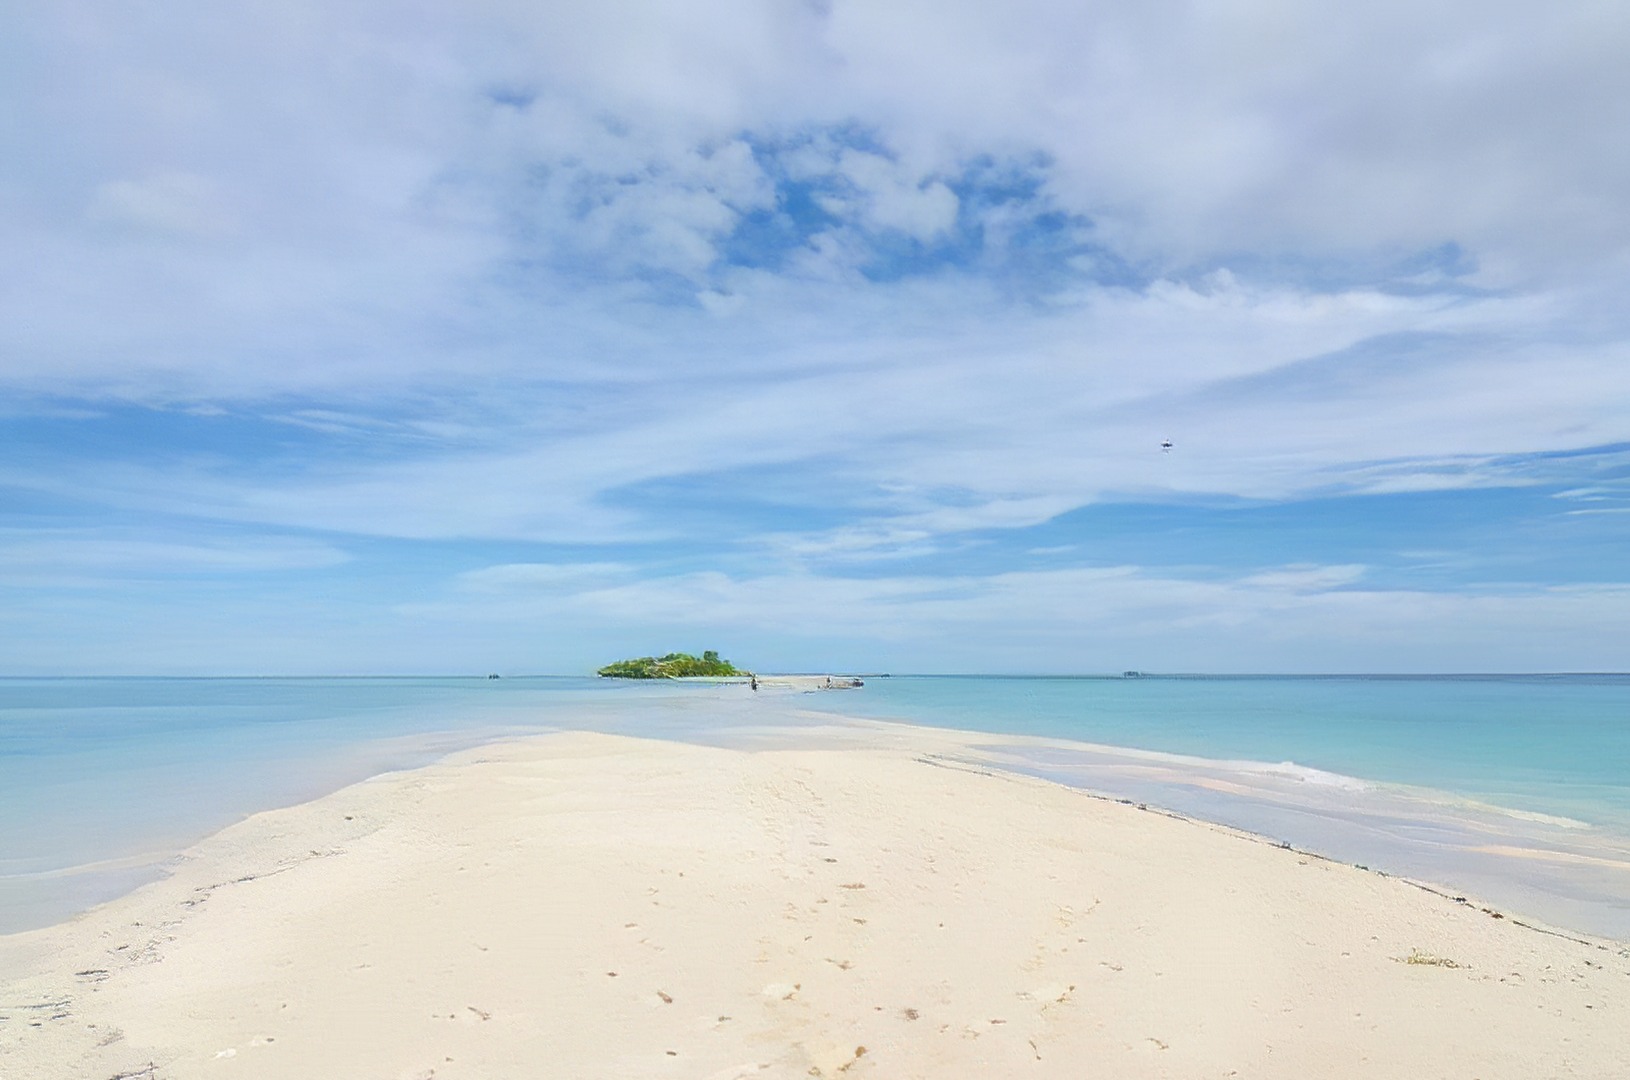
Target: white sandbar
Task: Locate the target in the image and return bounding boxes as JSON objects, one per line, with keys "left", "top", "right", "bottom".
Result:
{"left": 2, "top": 728, "right": 1626, "bottom": 1078}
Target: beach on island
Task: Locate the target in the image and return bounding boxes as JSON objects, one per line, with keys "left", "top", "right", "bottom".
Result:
{"left": 4, "top": 721, "right": 1628, "bottom": 1080}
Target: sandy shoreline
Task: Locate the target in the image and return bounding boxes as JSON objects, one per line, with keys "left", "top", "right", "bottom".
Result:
{"left": 4, "top": 727, "right": 1628, "bottom": 1078}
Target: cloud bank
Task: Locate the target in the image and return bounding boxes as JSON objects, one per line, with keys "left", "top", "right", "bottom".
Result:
{"left": 3, "top": 1, "right": 1629, "bottom": 671}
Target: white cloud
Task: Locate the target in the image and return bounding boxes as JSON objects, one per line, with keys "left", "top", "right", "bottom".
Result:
{"left": 2, "top": 2, "right": 1626, "bottom": 423}
{"left": 4, "top": 0, "right": 1630, "bottom": 673}
{"left": 86, "top": 172, "right": 236, "bottom": 239}
{"left": 0, "top": 533, "right": 349, "bottom": 587}
{"left": 821, "top": 148, "right": 960, "bottom": 241}
{"left": 456, "top": 562, "right": 633, "bottom": 591}
{"left": 1238, "top": 565, "right": 1367, "bottom": 592}
{"left": 4, "top": 271, "right": 1626, "bottom": 551}
{"left": 389, "top": 562, "right": 1630, "bottom": 674}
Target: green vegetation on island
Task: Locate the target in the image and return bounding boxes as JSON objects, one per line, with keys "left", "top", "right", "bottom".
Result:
{"left": 596, "top": 650, "right": 748, "bottom": 679}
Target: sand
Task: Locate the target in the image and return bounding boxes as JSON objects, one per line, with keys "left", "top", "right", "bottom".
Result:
{"left": 3, "top": 728, "right": 1627, "bottom": 1079}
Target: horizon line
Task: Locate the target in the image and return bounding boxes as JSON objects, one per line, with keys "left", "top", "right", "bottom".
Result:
{"left": 3, "top": 671, "right": 1628, "bottom": 680}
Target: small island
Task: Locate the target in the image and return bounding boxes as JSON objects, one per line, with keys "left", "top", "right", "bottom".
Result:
{"left": 596, "top": 650, "right": 748, "bottom": 679}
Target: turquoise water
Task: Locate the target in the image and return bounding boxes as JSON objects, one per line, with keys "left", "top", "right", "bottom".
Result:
{"left": 3, "top": 674, "right": 1628, "bottom": 936}
{"left": 0, "top": 677, "right": 630, "bottom": 931}
{"left": 795, "top": 676, "right": 1630, "bottom": 831}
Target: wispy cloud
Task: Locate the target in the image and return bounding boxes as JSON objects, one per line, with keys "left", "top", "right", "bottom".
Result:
{"left": 3, "top": 1, "right": 1629, "bottom": 670}
{"left": 383, "top": 562, "right": 1630, "bottom": 674}
{"left": 0, "top": 532, "right": 349, "bottom": 588}
{"left": 456, "top": 562, "right": 634, "bottom": 591}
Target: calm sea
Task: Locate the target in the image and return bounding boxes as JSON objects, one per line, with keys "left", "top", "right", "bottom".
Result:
{"left": 3, "top": 675, "right": 1628, "bottom": 938}
{"left": 795, "top": 675, "right": 1630, "bottom": 831}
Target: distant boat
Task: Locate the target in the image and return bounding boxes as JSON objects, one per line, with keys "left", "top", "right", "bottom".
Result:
{"left": 487, "top": 673, "right": 501, "bottom": 679}
{"left": 1122, "top": 670, "right": 1142, "bottom": 678}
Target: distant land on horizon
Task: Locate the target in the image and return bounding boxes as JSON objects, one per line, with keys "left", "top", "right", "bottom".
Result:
{"left": 595, "top": 651, "right": 749, "bottom": 679}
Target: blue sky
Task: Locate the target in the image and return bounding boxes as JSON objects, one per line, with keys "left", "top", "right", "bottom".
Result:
{"left": 4, "top": 1, "right": 1630, "bottom": 674}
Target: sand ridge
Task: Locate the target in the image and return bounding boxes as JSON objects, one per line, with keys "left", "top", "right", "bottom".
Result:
{"left": 2, "top": 729, "right": 1628, "bottom": 1079}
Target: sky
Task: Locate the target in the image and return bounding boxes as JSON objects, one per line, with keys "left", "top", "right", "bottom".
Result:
{"left": 3, "top": 1, "right": 1630, "bottom": 674}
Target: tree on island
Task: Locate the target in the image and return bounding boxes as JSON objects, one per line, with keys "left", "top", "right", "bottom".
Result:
{"left": 596, "top": 650, "right": 748, "bottom": 678}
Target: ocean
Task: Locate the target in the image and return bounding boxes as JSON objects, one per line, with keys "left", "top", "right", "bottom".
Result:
{"left": 795, "top": 675, "right": 1630, "bottom": 830}
{"left": 3, "top": 675, "right": 1628, "bottom": 939}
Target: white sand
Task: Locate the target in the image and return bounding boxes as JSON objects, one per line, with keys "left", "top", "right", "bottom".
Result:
{"left": 3, "top": 729, "right": 1627, "bottom": 1079}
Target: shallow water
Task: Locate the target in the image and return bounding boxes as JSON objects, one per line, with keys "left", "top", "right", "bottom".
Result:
{"left": 795, "top": 675, "right": 1630, "bottom": 832}
{"left": 2, "top": 675, "right": 1628, "bottom": 939}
